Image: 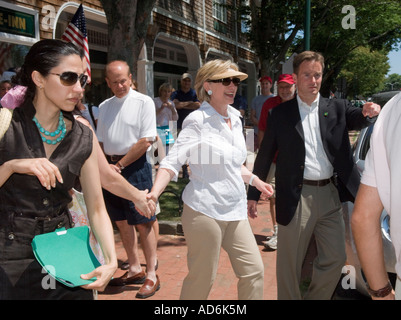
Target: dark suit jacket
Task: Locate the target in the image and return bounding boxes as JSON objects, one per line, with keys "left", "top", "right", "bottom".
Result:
{"left": 247, "top": 96, "right": 375, "bottom": 226}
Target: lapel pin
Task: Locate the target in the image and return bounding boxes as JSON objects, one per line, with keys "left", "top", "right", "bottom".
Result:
{"left": 324, "top": 112, "right": 328, "bottom": 117}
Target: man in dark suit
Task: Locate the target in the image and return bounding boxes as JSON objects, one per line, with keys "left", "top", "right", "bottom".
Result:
{"left": 247, "top": 51, "right": 381, "bottom": 299}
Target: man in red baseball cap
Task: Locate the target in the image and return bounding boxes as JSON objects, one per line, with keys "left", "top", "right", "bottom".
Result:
{"left": 257, "top": 73, "right": 296, "bottom": 250}
{"left": 258, "top": 74, "right": 296, "bottom": 141}
{"left": 259, "top": 75, "right": 273, "bottom": 83}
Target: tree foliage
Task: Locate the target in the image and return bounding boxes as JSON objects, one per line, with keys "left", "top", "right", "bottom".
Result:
{"left": 338, "top": 47, "right": 389, "bottom": 98}
{"left": 240, "top": 0, "right": 401, "bottom": 96}
{"left": 305, "top": 0, "right": 401, "bottom": 95}
{"left": 238, "top": 0, "right": 303, "bottom": 78}
{"left": 383, "top": 73, "right": 401, "bottom": 91}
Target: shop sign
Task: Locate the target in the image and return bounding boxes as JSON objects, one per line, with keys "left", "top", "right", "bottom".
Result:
{"left": 0, "top": 5, "right": 36, "bottom": 38}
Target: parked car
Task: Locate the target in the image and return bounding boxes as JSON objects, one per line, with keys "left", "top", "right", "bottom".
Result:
{"left": 342, "top": 125, "right": 397, "bottom": 296}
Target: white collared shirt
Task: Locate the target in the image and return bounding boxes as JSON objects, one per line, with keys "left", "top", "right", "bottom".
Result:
{"left": 160, "top": 101, "right": 248, "bottom": 221}
{"left": 297, "top": 94, "right": 333, "bottom": 180}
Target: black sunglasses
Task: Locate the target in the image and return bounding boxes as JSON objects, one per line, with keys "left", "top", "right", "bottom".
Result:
{"left": 49, "top": 72, "right": 89, "bottom": 88}
{"left": 208, "top": 77, "right": 241, "bottom": 86}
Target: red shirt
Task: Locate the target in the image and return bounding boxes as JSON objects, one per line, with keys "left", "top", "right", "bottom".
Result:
{"left": 258, "top": 95, "right": 282, "bottom": 131}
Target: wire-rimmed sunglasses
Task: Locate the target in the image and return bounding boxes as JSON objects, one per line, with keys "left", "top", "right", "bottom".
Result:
{"left": 208, "top": 77, "right": 241, "bottom": 87}
{"left": 49, "top": 72, "right": 89, "bottom": 89}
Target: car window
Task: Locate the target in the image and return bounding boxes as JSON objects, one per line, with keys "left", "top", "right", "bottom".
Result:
{"left": 359, "top": 125, "right": 374, "bottom": 160}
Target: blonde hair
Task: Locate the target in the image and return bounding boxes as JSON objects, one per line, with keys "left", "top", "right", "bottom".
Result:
{"left": 158, "top": 82, "right": 173, "bottom": 96}
{"left": 195, "top": 59, "right": 240, "bottom": 103}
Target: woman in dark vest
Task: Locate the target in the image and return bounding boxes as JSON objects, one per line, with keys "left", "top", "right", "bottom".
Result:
{"left": 0, "top": 39, "right": 117, "bottom": 299}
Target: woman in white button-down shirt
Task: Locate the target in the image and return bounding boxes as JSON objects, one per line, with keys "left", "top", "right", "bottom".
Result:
{"left": 149, "top": 60, "right": 273, "bottom": 300}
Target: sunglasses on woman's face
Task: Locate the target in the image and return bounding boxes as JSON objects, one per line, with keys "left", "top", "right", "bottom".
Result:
{"left": 208, "top": 77, "right": 241, "bottom": 86}
{"left": 49, "top": 72, "right": 89, "bottom": 88}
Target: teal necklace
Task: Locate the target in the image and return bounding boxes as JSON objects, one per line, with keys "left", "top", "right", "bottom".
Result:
{"left": 33, "top": 112, "right": 67, "bottom": 145}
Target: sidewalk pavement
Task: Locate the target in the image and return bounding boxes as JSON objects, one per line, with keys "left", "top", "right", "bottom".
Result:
{"left": 98, "top": 198, "right": 279, "bottom": 300}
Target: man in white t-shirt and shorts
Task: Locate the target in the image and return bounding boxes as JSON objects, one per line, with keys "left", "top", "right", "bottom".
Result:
{"left": 97, "top": 60, "right": 159, "bottom": 298}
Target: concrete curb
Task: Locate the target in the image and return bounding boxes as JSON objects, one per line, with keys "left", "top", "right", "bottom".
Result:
{"left": 158, "top": 220, "right": 184, "bottom": 236}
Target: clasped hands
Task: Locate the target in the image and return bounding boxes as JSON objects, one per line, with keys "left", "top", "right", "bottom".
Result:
{"left": 161, "top": 101, "right": 174, "bottom": 110}
{"left": 109, "top": 163, "right": 156, "bottom": 218}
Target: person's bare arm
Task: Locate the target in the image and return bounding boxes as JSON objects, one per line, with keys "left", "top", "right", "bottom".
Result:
{"left": 251, "top": 108, "right": 258, "bottom": 126}
{"left": 78, "top": 134, "right": 117, "bottom": 291}
{"left": 116, "top": 137, "right": 152, "bottom": 170}
{"left": 173, "top": 100, "right": 200, "bottom": 110}
{"left": 351, "top": 183, "right": 394, "bottom": 300}
{"left": 147, "top": 167, "right": 175, "bottom": 203}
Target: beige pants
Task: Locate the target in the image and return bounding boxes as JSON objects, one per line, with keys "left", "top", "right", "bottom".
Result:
{"left": 180, "top": 204, "right": 264, "bottom": 300}
{"left": 277, "top": 182, "right": 346, "bottom": 300}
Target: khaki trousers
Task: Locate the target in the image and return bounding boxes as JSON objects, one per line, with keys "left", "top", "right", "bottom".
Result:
{"left": 180, "top": 205, "right": 264, "bottom": 300}
{"left": 277, "top": 182, "right": 346, "bottom": 300}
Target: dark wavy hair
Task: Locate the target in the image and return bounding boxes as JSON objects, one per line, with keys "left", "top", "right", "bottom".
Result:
{"left": 12, "top": 39, "right": 84, "bottom": 106}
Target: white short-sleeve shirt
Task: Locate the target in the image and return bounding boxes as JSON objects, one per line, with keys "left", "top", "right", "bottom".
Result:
{"left": 361, "top": 92, "right": 401, "bottom": 277}
{"left": 97, "top": 88, "right": 157, "bottom": 155}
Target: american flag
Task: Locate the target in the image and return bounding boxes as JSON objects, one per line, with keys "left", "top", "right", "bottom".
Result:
{"left": 62, "top": 4, "right": 91, "bottom": 78}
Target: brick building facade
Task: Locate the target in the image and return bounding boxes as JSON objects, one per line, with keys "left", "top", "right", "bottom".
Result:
{"left": 0, "top": 0, "right": 259, "bottom": 108}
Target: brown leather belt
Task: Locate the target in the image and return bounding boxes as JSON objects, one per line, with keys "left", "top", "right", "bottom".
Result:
{"left": 106, "top": 154, "right": 125, "bottom": 162}
{"left": 303, "top": 178, "right": 332, "bottom": 187}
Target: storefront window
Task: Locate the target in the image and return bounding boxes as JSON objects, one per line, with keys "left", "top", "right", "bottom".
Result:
{"left": 0, "top": 42, "right": 30, "bottom": 81}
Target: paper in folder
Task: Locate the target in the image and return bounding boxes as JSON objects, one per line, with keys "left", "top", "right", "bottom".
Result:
{"left": 32, "top": 226, "right": 101, "bottom": 287}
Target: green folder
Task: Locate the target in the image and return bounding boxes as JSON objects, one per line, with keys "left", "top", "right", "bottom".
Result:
{"left": 32, "top": 226, "right": 101, "bottom": 287}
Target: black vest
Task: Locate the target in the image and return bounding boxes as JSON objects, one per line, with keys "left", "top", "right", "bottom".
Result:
{"left": 0, "top": 102, "right": 92, "bottom": 291}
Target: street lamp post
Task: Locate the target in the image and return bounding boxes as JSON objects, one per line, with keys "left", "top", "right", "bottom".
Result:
{"left": 305, "top": 0, "right": 311, "bottom": 50}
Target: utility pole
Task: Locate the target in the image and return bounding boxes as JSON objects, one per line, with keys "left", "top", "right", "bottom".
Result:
{"left": 305, "top": 0, "right": 311, "bottom": 50}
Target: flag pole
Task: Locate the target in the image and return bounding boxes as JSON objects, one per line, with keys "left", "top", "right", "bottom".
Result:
{"left": 305, "top": 0, "right": 311, "bottom": 51}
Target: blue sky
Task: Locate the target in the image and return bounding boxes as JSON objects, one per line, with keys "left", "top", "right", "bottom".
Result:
{"left": 388, "top": 50, "right": 401, "bottom": 75}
